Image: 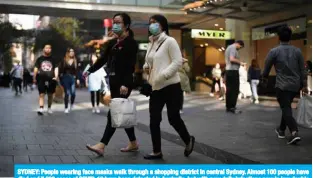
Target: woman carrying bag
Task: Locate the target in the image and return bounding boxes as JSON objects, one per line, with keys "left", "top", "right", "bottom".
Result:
{"left": 84, "top": 13, "right": 139, "bottom": 156}
{"left": 143, "top": 14, "right": 195, "bottom": 160}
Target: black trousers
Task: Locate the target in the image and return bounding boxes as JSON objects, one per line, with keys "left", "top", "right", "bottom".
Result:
{"left": 211, "top": 78, "right": 221, "bottom": 93}
{"left": 13, "top": 78, "right": 22, "bottom": 93}
{"left": 100, "top": 84, "right": 136, "bottom": 145}
{"left": 276, "top": 89, "right": 298, "bottom": 132}
{"left": 149, "top": 83, "right": 191, "bottom": 153}
{"left": 225, "top": 70, "right": 239, "bottom": 109}
{"left": 90, "top": 91, "right": 100, "bottom": 107}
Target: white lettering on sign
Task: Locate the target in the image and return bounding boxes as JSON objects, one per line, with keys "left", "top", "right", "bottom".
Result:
{"left": 191, "top": 29, "right": 231, "bottom": 39}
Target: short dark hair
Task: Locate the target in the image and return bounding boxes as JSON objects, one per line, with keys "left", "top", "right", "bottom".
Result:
{"left": 43, "top": 43, "right": 52, "bottom": 49}
{"left": 236, "top": 40, "right": 244, "bottom": 47}
{"left": 278, "top": 26, "right": 292, "bottom": 42}
{"left": 149, "top": 14, "right": 169, "bottom": 36}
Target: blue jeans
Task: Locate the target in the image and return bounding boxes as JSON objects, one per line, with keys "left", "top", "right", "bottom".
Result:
{"left": 61, "top": 74, "right": 76, "bottom": 109}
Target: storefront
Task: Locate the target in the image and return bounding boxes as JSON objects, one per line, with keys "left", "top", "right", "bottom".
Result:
{"left": 189, "top": 29, "right": 232, "bottom": 78}
{"left": 252, "top": 16, "right": 311, "bottom": 75}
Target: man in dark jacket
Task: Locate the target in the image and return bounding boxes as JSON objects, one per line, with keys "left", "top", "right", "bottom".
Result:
{"left": 262, "top": 26, "right": 307, "bottom": 145}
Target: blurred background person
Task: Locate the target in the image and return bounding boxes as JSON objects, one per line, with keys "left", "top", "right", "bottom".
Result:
{"left": 248, "top": 59, "right": 261, "bottom": 104}
{"left": 238, "top": 63, "right": 252, "bottom": 100}
{"left": 210, "top": 63, "right": 222, "bottom": 97}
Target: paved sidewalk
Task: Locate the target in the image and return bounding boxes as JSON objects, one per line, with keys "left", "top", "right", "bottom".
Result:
{"left": 56, "top": 89, "right": 311, "bottom": 164}
{"left": 0, "top": 88, "right": 220, "bottom": 177}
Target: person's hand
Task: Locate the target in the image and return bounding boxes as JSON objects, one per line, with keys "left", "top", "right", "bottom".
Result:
{"left": 76, "top": 79, "right": 80, "bottom": 86}
{"left": 33, "top": 79, "right": 37, "bottom": 84}
{"left": 83, "top": 71, "right": 89, "bottom": 78}
{"left": 103, "top": 92, "right": 111, "bottom": 106}
{"left": 120, "top": 86, "right": 128, "bottom": 95}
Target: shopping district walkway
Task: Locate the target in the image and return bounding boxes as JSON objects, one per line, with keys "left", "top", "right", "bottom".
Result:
{"left": 0, "top": 87, "right": 311, "bottom": 176}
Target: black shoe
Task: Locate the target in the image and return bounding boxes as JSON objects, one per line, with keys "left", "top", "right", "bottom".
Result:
{"left": 184, "top": 136, "right": 195, "bottom": 157}
{"left": 144, "top": 153, "right": 163, "bottom": 160}
{"left": 226, "top": 108, "right": 242, "bottom": 114}
{"left": 287, "top": 133, "right": 301, "bottom": 145}
{"left": 275, "top": 128, "right": 285, "bottom": 139}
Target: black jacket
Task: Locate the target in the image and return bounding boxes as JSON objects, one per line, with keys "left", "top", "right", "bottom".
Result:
{"left": 88, "top": 36, "right": 138, "bottom": 89}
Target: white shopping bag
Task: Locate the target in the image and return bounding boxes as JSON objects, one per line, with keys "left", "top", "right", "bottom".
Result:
{"left": 110, "top": 98, "right": 137, "bottom": 128}
{"left": 295, "top": 94, "right": 312, "bottom": 129}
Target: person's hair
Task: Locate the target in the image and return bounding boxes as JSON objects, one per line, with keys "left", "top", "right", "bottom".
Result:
{"left": 278, "top": 26, "right": 292, "bottom": 42}
{"left": 113, "top": 13, "right": 134, "bottom": 38}
{"left": 235, "top": 40, "right": 244, "bottom": 47}
{"left": 251, "top": 59, "right": 259, "bottom": 69}
{"left": 149, "top": 14, "right": 169, "bottom": 36}
{"left": 64, "top": 48, "right": 77, "bottom": 68}
{"left": 43, "top": 43, "right": 52, "bottom": 49}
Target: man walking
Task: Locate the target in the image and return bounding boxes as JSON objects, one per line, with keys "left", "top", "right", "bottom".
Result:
{"left": 225, "top": 40, "right": 245, "bottom": 114}
{"left": 33, "top": 44, "right": 59, "bottom": 115}
{"left": 10, "top": 61, "right": 23, "bottom": 95}
{"left": 262, "top": 26, "right": 307, "bottom": 145}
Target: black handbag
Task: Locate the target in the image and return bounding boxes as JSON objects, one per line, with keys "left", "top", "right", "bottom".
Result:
{"left": 139, "top": 81, "right": 152, "bottom": 97}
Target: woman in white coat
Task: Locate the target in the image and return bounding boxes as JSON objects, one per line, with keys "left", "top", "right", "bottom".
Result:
{"left": 84, "top": 53, "right": 107, "bottom": 113}
{"left": 143, "top": 14, "right": 195, "bottom": 160}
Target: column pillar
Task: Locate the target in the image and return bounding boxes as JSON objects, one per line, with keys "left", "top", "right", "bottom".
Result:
{"left": 225, "top": 19, "right": 251, "bottom": 65}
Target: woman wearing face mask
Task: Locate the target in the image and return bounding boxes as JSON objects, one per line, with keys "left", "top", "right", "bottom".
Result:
{"left": 84, "top": 13, "right": 139, "bottom": 155}
{"left": 59, "top": 48, "right": 80, "bottom": 113}
{"left": 143, "top": 14, "right": 195, "bottom": 160}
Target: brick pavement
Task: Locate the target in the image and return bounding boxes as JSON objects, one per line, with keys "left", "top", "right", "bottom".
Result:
{"left": 0, "top": 88, "right": 220, "bottom": 177}
{"left": 0, "top": 88, "right": 312, "bottom": 176}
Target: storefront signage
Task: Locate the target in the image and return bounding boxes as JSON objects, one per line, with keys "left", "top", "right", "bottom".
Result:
{"left": 252, "top": 17, "right": 306, "bottom": 40}
{"left": 191, "top": 29, "right": 231, "bottom": 39}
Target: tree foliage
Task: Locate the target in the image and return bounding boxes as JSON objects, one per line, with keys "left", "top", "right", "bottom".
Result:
{"left": 34, "top": 17, "right": 83, "bottom": 63}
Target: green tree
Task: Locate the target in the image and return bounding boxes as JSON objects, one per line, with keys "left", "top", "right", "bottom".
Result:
{"left": 34, "top": 17, "right": 83, "bottom": 63}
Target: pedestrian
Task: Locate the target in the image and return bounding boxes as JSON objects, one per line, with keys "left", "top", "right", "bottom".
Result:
{"left": 224, "top": 40, "right": 245, "bottom": 114}
{"left": 178, "top": 54, "right": 191, "bottom": 114}
{"left": 210, "top": 63, "right": 222, "bottom": 97}
{"left": 248, "top": 59, "right": 261, "bottom": 104}
{"left": 262, "top": 26, "right": 307, "bottom": 145}
{"left": 59, "top": 48, "right": 80, "bottom": 114}
{"left": 23, "top": 67, "right": 32, "bottom": 92}
{"left": 238, "top": 63, "right": 252, "bottom": 99}
{"left": 10, "top": 61, "right": 23, "bottom": 95}
{"left": 85, "top": 12, "right": 139, "bottom": 155}
{"left": 84, "top": 53, "right": 106, "bottom": 114}
{"left": 33, "top": 44, "right": 59, "bottom": 115}
{"left": 143, "top": 14, "right": 195, "bottom": 160}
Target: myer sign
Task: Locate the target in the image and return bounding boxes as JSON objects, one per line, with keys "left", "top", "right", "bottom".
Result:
{"left": 191, "top": 29, "right": 231, "bottom": 40}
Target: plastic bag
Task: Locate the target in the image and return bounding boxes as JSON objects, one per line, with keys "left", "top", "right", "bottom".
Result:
{"left": 110, "top": 98, "right": 137, "bottom": 128}
{"left": 295, "top": 94, "right": 312, "bottom": 129}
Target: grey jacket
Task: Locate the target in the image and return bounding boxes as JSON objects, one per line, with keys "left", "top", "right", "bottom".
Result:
{"left": 262, "top": 43, "right": 307, "bottom": 92}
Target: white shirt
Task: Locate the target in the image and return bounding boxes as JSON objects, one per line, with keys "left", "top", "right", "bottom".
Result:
{"left": 144, "top": 32, "right": 182, "bottom": 91}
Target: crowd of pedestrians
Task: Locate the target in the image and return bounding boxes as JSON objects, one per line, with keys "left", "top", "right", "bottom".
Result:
{"left": 6, "top": 13, "right": 310, "bottom": 160}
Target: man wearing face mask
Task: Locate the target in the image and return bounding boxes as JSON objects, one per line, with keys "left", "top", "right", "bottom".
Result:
{"left": 225, "top": 40, "right": 245, "bottom": 114}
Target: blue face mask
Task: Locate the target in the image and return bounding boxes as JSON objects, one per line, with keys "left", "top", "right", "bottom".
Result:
{"left": 112, "top": 24, "right": 123, "bottom": 35}
{"left": 149, "top": 23, "right": 160, "bottom": 36}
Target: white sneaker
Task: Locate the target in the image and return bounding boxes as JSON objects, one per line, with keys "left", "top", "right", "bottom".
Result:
{"left": 219, "top": 97, "right": 224, "bottom": 101}
{"left": 47, "top": 108, "right": 53, "bottom": 114}
{"left": 37, "top": 108, "right": 44, "bottom": 115}
{"left": 69, "top": 105, "right": 73, "bottom": 111}
{"left": 210, "top": 93, "right": 214, "bottom": 97}
{"left": 96, "top": 107, "right": 100, "bottom": 113}
{"left": 255, "top": 100, "right": 259, "bottom": 104}
{"left": 65, "top": 108, "right": 69, "bottom": 114}
{"left": 92, "top": 108, "right": 96, "bottom": 113}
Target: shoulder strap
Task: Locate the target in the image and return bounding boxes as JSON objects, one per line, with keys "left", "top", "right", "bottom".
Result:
{"left": 156, "top": 38, "right": 167, "bottom": 52}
